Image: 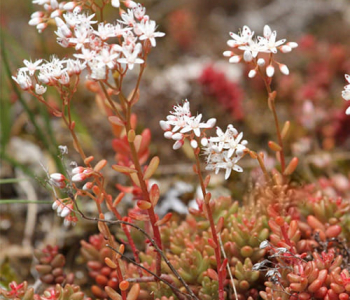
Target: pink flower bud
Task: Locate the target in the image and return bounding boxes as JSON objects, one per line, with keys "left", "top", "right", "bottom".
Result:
{"left": 72, "top": 166, "right": 84, "bottom": 174}
{"left": 223, "top": 51, "right": 233, "bottom": 57}
{"left": 280, "top": 45, "right": 292, "bottom": 53}
{"left": 72, "top": 173, "right": 87, "bottom": 182}
{"left": 266, "top": 65, "right": 275, "bottom": 77}
{"left": 50, "top": 173, "right": 66, "bottom": 182}
{"left": 287, "top": 42, "right": 298, "bottom": 48}
{"left": 229, "top": 55, "right": 241, "bottom": 63}
{"left": 63, "top": 2, "right": 76, "bottom": 10}
{"left": 50, "top": 9, "right": 61, "bottom": 18}
{"left": 29, "top": 17, "right": 42, "bottom": 26}
{"left": 36, "top": 23, "right": 47, "bottom": 31}
{"left": 206, "top": 118, "right": 216, "bottom": 128}
{"left": 83, "top": 182, "right": 93, "bottom": 190}
{"left": 60, "top": 206, "right": 71, "bottom": 218}
{"left": 31, "top": 11, "right": 44, "bottom": 19}
{"left": 159, "top": 120, "right": 171, "bottom": 131}
{"left": 173, "top": 140, "right": 184, "bottom": 150}
{"left": 172, "top": 133, "right": 183, "bottom": 140}
{"left": 164, "top": 131, "right": 173, "bottom": 139}
{"left": 52, "top": 200, "right": 60, "bottom": 210}
{"left": 279, "top": 64, "right": 289, "bottom": 75}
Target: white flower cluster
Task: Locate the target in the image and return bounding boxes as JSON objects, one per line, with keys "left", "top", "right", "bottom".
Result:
{"left": 161, "top": 101, "right": 248, "bottom": 180}
{"left": 13, "top": 0, "right": 165, "bottom": 91}
{"left": 224, "top": 25, "right": 298, "bottom": 78}
{"left": 12, "top": 56, "right": 85, "bottom": 93}
{"left": 204, "top": 125, "right": 247, "bottom": 180}
{"left": 342, "top": 74, "right": 350, "bottom": 115}
{"left": 159, "top": 100, "right": 216, "bottom": 150}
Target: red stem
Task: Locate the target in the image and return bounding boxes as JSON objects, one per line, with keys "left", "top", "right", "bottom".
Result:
{"left": 194, "top": 150, "right": 224, "bottom": 300}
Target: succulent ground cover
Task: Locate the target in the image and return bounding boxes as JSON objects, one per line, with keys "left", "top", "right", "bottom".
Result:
{"left": 1, "top": 1, "right": 350, "bottom": 300}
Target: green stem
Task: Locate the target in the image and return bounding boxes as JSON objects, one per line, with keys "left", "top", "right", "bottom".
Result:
{"left": 0, "top": 200, "right": 51, "bottom": 204}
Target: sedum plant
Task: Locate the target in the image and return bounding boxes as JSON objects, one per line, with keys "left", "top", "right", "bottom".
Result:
{"left": 3, "top": 0, "right": 350, "bottom": 300}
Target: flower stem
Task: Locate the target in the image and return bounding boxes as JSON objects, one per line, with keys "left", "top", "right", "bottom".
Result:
{"left": 193, "top": 149, "right": 224, "bottom": 300}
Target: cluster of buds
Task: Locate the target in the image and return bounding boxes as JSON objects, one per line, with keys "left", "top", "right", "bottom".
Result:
{"left": 160, "top": 100, "right": 216, "bottom": 150}
{"left": 223, "top": 25, "right": 298, "bottom": 78}
{"left": 34, "top": 245, "right": 74, "bottom": 285}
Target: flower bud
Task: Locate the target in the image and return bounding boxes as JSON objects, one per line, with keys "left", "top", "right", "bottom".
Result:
{"left": 63, "top": 2, "right": 76, "bottom": 10}
{"left": 229, "top": 55, "right": 241, "bottom": 63}
{"left": 257, "top": 58, "right": 265, "bottom": 67}
{"left": 29, "top": 17, "right": 42, "bottom": 26}
{"left": 223, "top": 50, "right": 233, "bottom": 57}
{"left": 190, "top": 139, "right": 198, "bottom": 149}
{"left": 50, "top": 10, "right": 61, "bottom": 19}
{"left": 50, "top": 173, "right": 66, "bottom": 182}
{"left": 201, "top": 137, "right": 208, "bottom": 146}
{"left": 266, "top": 65, "right": 275, "bottom": 77}
{"left": 248, "top": 69, "right": 257, "bottom": 78}
{"left": 159, "top": 120, "right": 171, "bottom": 131}
{"left": 111, "top": 0, "right": 120, "bottom": 7}
{"left": 206, "top": 118, "right": 216, "bottom": 128}
{"left": 279, "top": 64, "right": 289, "bottom": 75}
{"left": 72, "top": 166, "right": 84, "bottom": 174}
{"left": 243, "top": 50, "right": 253, "bottom": 62}
{"left": 171, "top": 133, "right": 183, "bottom": 140}
{"left": 280, "top": 45, "right": 292, "bottom": 53}
{"left": 173, "top": 140, "right": 184, "bottom": 150}
{"left": 287, "top": 42, "right": 298, "bottom": 48}
{"left": 72, "top": 173, "right": 87, "bottom": 182}
{"left": 60, "top": 206, "right": 71, "bottom": 218}
{"left": 164, "top": 131, "right": 173, "bottom": 139}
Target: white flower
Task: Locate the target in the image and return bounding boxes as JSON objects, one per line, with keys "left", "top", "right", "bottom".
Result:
{"left": 204, "top": 125, "right": 247, "bottom": 179}
{"left": 117, "top": 43, "right": 144, "bottom": 70}
{"left": 119, "top": 9, "right": 135, "bottom": 27}
{"left": 205, "top": 151, "right": 244, "bottom": 180}
{"left": 180, "top": 114, "right": 216, "bottom": 137}
{"left": 94, "top": 23, "right": 116, "bottom": 40}
{"left": 139, "top": 20, "right": 165, "bottom": 47}
{"left": 20, "top": 59, "right": 43, "bottom": 76}
{"left": 88, "top": 59, "right": 107, "bottom": 80}
{"left": 74, "top": 47, "right": 96, "bottom": 62}
{"left": 227, "top": 25, "right": 254, "bottom": 48}
{"left": 12, "top": 71, "right": 33, "bottom": 90}
{"left": 35, "top": 84, "right": 47, "bottom": 95}
{"left": 96, "top": 48, "right": 120, "bottom": 69}
{"left": 69, "top": 25, "right": 91, "bottom": 50}
{"left": 257, "top": 25, "right": 286, "bottom": 54}
{"left": 342, "top": 74, "right": 350, "bottom": 115}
